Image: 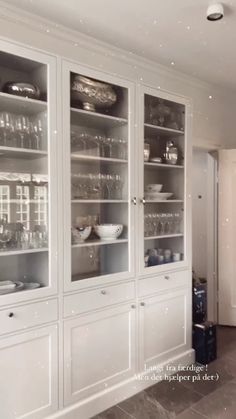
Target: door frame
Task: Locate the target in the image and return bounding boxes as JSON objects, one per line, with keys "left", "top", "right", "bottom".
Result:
{"left": 192, "top": 144, "right": 219, "bottom": 323}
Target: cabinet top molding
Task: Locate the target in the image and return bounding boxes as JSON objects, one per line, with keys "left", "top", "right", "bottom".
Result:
{"left": 0, "top": 1, "right": 224, "bottom": 98}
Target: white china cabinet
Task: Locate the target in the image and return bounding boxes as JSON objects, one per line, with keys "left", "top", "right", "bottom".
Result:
{"left": 0, "top": 36, "right": 192, "bottom": 419}
{"left": 61, "top": 60, "right": 192, "bottom": 412}
{"left": 0, "top": 40, "right": 59, "bottom": 419}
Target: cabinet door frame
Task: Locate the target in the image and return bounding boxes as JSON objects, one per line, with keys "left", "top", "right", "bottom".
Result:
{"left": 0, "top": 39, "right": 58, "bottom": 306}
{"left": 62, "top": 60, "right": 136, "bottom": 292}
{"left": 63, "top": 303, "right": 136, "bottom": 405}
{"left": 139, "top": 287, "right": 191, "bottom": 372}
{"left": 0, "top": 324, "right": 58, "bottom": 419}
{"left": 137, "top": 84, "right": 192, "bottom": 278}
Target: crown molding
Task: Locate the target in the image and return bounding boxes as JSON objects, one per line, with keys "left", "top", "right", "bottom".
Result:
{"left": 0, "top": 1, "right": 234, "bottom": 98}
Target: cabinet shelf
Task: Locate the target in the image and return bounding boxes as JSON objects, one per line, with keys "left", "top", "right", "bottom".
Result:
{"left": 0, "top": 92, "right": 47, "bottom": 115}
{"left": 0, "top": 248, "right": 48, "bottom": 256}
{"left": 144, "top": 162, "right": 184, "bottom": 169}
{"left": 71, "top": 154, "right": 128, "bottom": 164}
{"left": 72, "top": 238, "right": 128, "bottom": 248}
{"left": 0, "top": 146, "right": 47, "bottom": 159}
{"left": 71, "top": 199, "right": 128, "bottom": 203}
{"left": 71, "top": 107, "right": 128, "bottom": 130}
{"left": 145, "top": 199, "right": 183, "bottom": 203}
{"left": 144, "top": 123, "right": 184, "bottom": 137}
{"left": 144, "top": 233, "right": 183, "bottom": 240}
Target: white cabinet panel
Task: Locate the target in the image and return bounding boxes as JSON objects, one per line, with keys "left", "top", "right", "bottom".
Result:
{"left": 139, "top": 289, "right": 190, "bottom": 371}
{"left": 0, "top": 298, "right": 58, "bottom": 335}
{"left": 0, "top": 325, "right": 58, "bottom": 419}
{"left": 64, "top": 281, "right": 135, "bottom": 317}
{"left": 64, "top": 303, "right": 135, "bottom": 405}
{"left": 139, "top": 269, "right": 189, "bottom": 297}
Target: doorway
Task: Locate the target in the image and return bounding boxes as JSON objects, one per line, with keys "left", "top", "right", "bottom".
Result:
{"left": 192, "top": 147, "right": 218, "bottom": 322}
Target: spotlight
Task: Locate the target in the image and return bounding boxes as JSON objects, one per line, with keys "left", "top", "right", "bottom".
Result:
{"left": 207, "top": 3, "right": 224, "bottom": 21}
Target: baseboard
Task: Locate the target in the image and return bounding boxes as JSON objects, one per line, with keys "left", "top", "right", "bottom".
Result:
{"left": 48, "top": 349, "right": 195, "bottom": 419}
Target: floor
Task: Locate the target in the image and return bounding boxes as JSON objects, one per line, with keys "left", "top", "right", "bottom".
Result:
{"left": 92, "top": 326, "right": 236, "bottom": 419}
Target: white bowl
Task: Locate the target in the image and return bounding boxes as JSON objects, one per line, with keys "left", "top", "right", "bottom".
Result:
{"left": 145, "top": 184, "right": 163, "bottom": 193}
{"left": 71, "top": 226, "right": 92, "bottom": 243}
{"left": 145, "top": 192, "right": 173, "bottom": 200}
{"left": 94, "top": 224, "right": 123, "bottom": 240}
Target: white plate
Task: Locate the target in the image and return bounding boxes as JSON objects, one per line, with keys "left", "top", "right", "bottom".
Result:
{"left": 0, "top": 281, "right": 16, "bottom": 291}
{"left": 0, "top": 281, "right": 24, "bottom": 295}
{"left": 24, "top": 282, "right": 41, "bottom": 290}
{"left": 145, "top": 192, "right": 173, "bottom": 200}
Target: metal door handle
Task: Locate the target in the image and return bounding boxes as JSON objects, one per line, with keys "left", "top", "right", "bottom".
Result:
{"left": 8, "top": 312, "right": 14, "bottom": 318}
{"left": 141, "top": 198, "right": 146, "bottom": 205}
{"left": 132, "top": 197, "right": 137, "bottom": 205}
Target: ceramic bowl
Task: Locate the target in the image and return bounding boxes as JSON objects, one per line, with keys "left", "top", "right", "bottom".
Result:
{"left": 94, "top": 224, "right": 123, "bottom": 240}
{"left": 71, "top": 226, "right": 92, "bottom": 243}
{"left": 146, "top": 184, "right": 163, "bottom": 193}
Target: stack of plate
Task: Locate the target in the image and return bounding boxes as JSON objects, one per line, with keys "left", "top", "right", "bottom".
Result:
{"left": 145, "top": 192, "right": 173, "bottom": 200}
{"left": 145, "top": 184, "right": 173, "bottom": 200}
{"left": 0, "top": 280, "right": 41, "bottom": 295}
{"left": 0, "top": 280, "right": 24, "bottom": 295}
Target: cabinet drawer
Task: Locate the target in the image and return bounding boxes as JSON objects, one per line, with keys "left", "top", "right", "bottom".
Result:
{"left": 0, "top": 299, "right": 58, "bottom": 335}
{"left": 139, "top": 270, "right": 189, "bottom": 297}
{"left": 64, "top": 282, "right": 135, "bottom": 317}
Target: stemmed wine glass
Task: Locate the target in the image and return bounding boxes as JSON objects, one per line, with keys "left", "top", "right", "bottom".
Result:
{"left": 0, "top": 112, "right": 14, "bottom": 146}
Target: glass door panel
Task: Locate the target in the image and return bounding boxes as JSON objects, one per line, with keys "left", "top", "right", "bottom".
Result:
{"left": 68, "top": 69, "right": 131, "bottom": 283}
{"left": 143, "top": 92, "right": 186, "bottom": 270}
{"left": 0, "top": 47, "right": 54, "bottom": 297}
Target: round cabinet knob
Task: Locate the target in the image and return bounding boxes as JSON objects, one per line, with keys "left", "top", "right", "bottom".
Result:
{"left": 165, "top": 275, "right": 170, "bottom": 280}
{"left": 140, "top": 302, "right": 145, "bottom": 306}
{"left": 131, "top": 304, "right": 136, "bottom": 309}
{"left": 101, "top": 290, "right": 107, "bottom": 295}
{"left": 8, "top": 312, "right": 14, "bottom": 318}
{"left": 132, "top": 197, "right": 137, "bottom": 205}
{"left": 141, "top": 198, "right": 146, "bottom": 205}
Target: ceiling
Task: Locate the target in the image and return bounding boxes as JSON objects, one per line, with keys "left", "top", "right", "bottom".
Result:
{"left": 5, "top": 0, "right": 236, "bottom": 90}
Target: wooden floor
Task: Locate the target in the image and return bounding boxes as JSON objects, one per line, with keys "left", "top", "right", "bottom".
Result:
{"left": 92, "top": 326, "right": 236, "bottom": 419}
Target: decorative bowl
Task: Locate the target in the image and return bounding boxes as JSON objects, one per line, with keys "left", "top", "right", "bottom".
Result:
{"left": 71, "top": 75, "right": 117, "bottom": 112}
{"left": 3, "top": 82, "right": 40, "bottom": 99}
{"left": 71, "top": 226, "right": 92, "bottom": 244}
{"left": 94, "top": 224, "right": 123, "bottom": 240}
{"left": 145, "top": 184, "right": 163, "bottom": 193}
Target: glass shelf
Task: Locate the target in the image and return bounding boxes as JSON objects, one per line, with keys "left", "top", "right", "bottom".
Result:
{"left": 144, "top": 234, "right": 183, "bottom": 240}
{"left": 144, "top": 162, "right": 184, "bottom": 169}
{"left": 72, "top": 238, "right": 128, "bottom": 248}
{"left": 0, "top": 146, "right": 47, "bottom": 159}
{"left": 71, "top": 154, "right": 128, "bottom": 164}
{"left": 71, "top": 107, "right": 128, "bottom": 130}
{"left": 144, "top": 123, "right": 184, "bottom": 136}
{"left": 0, "top": 92, "right": 47, "bottom": 115}
{"left": 0, "top": 248, "right": 48, "bottom": 256}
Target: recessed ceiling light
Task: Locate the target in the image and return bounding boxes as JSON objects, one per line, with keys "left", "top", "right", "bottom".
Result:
{"left": 207, "top": 3, "right": 224, "bottom": 21}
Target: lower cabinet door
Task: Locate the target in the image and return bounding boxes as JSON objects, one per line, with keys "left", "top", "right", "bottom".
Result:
{"left": 64, "top": 303, "right": 136, "bottom": 405}
{"left": 0, "top": 324, "right": 58, "bottom": 419}
{"left": 139, "top": 288, "right": 190, "bottom": 372}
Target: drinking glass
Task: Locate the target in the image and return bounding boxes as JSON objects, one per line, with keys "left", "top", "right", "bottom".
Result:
{"left": 174, "top": 212, "right": 181, "bottom": 233}
{"left": 0, "top": 112, "right": 14, "bottom": 146}
{"left": 15, "top": 115, "right": 31, "bottom": 148}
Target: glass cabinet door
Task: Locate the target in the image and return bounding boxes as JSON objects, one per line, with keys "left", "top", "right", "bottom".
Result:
{"left": 63, "top": 63, "right": 134, "bottom": 288}
{"left": 0, "top": 42, "right": 57, "bottom": 302}
{"left": 140, "top": 87, "right": 188, "bottom": 273}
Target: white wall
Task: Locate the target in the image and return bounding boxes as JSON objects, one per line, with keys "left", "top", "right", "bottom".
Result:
{"left": 192, "top": 150, "right": 208, "bottom": 279}
{"left": 0, "top": 3, "right": 235, "bottom": 150}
